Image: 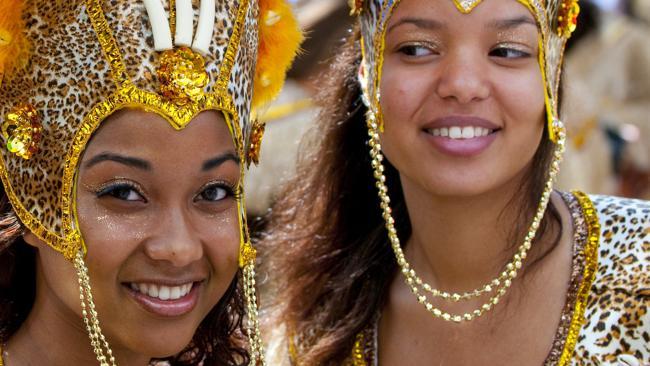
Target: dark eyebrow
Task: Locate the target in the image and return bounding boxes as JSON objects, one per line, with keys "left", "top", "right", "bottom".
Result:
{"left": 84, "top": 153, "right": 151, "bottom": 171}
{"left": 487, "top": 16, "right": 537, "bottom": 30}
{"left": 388, "top": 17, "right": 445, "bottom": 33}
{"left": 202, "top": 152, "right": 239, "bottom": 171}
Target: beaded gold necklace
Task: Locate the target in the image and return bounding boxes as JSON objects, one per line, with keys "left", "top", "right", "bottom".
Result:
{"left": 365, "top": 113, "right": 568, "bottom": 322}
{"left": 350, "top": 190, "right": 601, "bottom": 366}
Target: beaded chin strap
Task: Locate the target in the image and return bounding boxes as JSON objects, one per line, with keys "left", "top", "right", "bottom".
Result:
{"left": 352, "top": 0, "right": 577, "bottom": 323}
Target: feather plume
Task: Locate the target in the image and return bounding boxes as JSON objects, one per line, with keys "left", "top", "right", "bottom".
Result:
{"left": 253, "top": 0, "right": 303, "bottom": 109}
{"left": 0, "top": 0, "right": 30, "bottom": 86}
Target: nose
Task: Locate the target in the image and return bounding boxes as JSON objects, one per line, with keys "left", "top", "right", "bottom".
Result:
{"left": 435, "top": 49, "right": 490, "bottom": 105}
{"left": 144, "top": 208, "right": 203, "bottom": 267}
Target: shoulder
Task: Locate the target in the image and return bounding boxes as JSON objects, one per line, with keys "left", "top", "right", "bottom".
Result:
{"left": 587, "top": 194, "right": 649, "bottom": 292}
{"left": 571, "top": 194, "right": 649, "bottom": 365}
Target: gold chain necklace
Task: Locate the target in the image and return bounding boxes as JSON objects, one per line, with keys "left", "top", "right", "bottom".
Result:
{"left": 365, "top": 111, "right": 567, "bottom": 323}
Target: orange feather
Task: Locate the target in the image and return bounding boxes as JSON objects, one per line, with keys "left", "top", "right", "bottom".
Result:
{"left": 0, "top": 0, "right": 30, "bottom": 86}
{"left": 253, "top": 0, "right": 303, "bottom": 109}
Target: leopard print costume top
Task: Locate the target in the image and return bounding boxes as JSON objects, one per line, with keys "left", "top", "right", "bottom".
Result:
{"left": 347, "top": 193, "right": 650, "bottom": 365}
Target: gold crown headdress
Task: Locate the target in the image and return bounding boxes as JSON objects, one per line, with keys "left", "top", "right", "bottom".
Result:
{"left": 347, "top": 0, "right": 577, "bottom": 324}
{"left": 0, "top": 0, "right": 302, "bottom": 364}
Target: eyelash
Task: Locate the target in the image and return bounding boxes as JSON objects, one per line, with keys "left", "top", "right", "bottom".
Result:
{"left": 95, "top": 180, "right": 146, "bottom": 202}
{"left": 94, "top": 180, "right": 241, "bottom": 203}
{"left": 195, "top": 181, "right": 240, "bottom": 203}
{"left": 397, "top": 43, "right": 438, "bottom": 57}
{"left": 489, "top": 45, "right": 531, "bottom": 59}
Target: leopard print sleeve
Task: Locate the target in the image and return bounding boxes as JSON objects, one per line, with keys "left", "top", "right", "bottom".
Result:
{"left": 572, "top": 195, "right": 650, "bottom": 365}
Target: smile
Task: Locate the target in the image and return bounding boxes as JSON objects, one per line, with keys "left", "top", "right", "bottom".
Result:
{"left": 425, "top": 126, "right": 494, "bottom": 139}
{"left": 125, "top": 281, "right": 202, "bottom": 317}
{"left": 129, "top": 282, "right": 194, "bottom": 301}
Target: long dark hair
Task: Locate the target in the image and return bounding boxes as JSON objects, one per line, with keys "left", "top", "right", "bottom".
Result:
{"left": 261, "top": 29, "right": 562, "bottom": 365}
{"left": 0, "top": 185, "right": 250, "bottom": 366}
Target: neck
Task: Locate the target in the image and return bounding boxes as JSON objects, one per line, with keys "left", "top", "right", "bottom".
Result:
{"left": 5, "top": 256, "right": 150, "bottom": 366}
{"left": 400, "top": 172, "right": 553, "bottom": 293}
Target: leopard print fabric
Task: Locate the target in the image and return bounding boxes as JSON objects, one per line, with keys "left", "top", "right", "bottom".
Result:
{"left": 0, "top": 0, "right": 259, "bottom": 250}
{"left": 342, "top": 194, "right": 649, "bottom": 365}
{"left": 572, "top": 195, "right": 650, "bottom": 365}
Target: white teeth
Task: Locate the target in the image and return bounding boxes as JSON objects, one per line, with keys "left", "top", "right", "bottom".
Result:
{"left": 461, "top": 126, "right": 474, "bottom": 139}
{"left": 449, "top": 126, "right": 462, "bottom": 139}
{"left": 427, "top": 126, "right": 492, "bottom": 139}
{"left": 129, "top": 282, "right": 193, "bottom": 301}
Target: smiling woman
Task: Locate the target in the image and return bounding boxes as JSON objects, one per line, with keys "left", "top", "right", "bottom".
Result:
{"left": 262, "top": 0, "right": 649, "bottom": 364}
{"left": 0, "top": 0, "right": 301, "bottom": 365}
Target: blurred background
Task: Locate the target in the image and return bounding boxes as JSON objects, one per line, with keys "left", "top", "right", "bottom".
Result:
{"left": 245, "top": 0, "right": 650, "bottom": 220}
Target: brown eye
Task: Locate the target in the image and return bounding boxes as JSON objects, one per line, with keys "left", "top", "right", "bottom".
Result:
{"left": 196, "top": 182, "right": 236, "bottom": 202}
{"left": 96, "top": 183, "right": 146, "bottom": 202}
{"left": 399, "top": 44, "right": 436, "bottom": 57}
{"left": 489, "top": 47, "right": 530, "bottom": 59}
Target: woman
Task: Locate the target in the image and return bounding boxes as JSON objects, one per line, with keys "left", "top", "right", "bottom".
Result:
{"left": 263, "top": 0, "right": 649, "bottom": 364}
{"left": 0, "top": 0, "right": 300, "bottom": 364}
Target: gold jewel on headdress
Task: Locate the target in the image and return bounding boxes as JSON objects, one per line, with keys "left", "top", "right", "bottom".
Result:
{"left": 157, "top": 47, "right": 209, "bottom": 105}
{"left": 2, "top": 104, "right": 42, "bottom": 160}
{"left": 247, "top": 120, "right": 265, "bottom": 167}
{"left": 349, "top": 0, "right": 364, "bottom": 16}
{"left": 557, "top": 0, "right": 580, "bottom": 37}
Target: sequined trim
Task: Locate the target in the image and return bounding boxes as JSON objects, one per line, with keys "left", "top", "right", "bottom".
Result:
{"left": 85, "top": 0, "right": 131, "bottom": 87}
{"left": 558, "top": 191, "right": 600, "bottom": 365}
{"left": 217, "top": 0, "right": 250, "bottom": 91}
{"left": 544, "top": 192, "right": 589, "bottom": 364}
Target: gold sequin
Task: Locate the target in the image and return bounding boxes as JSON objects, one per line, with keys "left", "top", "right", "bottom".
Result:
{"left": 557, "top": 0, "right": 580, "bottom": 37}
{"left": 247, "top": 120, "right": 265, "bottom": 166}
{"left": 157, "top": 47, "right": 209, "bottom": 106}
{"left": 2, "top": 103, "right": 42, "bottom": 160}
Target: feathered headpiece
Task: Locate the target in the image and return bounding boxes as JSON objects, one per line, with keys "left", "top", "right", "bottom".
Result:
{"left": 0, "top": 0, "right": 302, "bottom": 364}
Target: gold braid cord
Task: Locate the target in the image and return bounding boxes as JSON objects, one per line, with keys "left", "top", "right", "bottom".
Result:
{"left": 74, "top": 250, "right": 117, "bottom": 366}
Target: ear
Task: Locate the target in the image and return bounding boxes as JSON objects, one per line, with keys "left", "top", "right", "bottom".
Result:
{"left": 23, "top": 231, "right": 44, "bottom": 249}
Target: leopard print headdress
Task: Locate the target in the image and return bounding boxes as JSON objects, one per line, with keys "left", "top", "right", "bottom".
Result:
{"left": 0, "top": 0, "right": 301, "bottom": 364}
{"left": 350, "top": 0, "right": 579, "bottom": 142}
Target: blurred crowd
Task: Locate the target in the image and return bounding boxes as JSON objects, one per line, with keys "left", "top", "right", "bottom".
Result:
{"left": 246, "top": 0, "right": 650, "bottom": 218}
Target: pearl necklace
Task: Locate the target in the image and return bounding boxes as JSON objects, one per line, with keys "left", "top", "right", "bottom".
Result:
{"left": 365, "top": 111, "right": 566, "bottom": 323}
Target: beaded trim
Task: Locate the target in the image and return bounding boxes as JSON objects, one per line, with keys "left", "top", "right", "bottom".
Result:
{"left": 349, "top": 191, "right": 601, "bottom": 365}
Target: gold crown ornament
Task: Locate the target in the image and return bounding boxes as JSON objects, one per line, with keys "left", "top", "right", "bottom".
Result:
{"left": 0, "top": 0, "right": 302, "bottom": 364}
{"left": 348, "top": 0, "right": 576, "bottom": 324}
